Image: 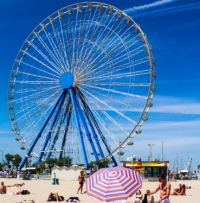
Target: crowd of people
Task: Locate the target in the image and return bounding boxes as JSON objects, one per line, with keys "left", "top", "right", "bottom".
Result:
{"left": 0, "top": 171, "right": 85, "bottom": 202}
{"left": 0, "top": 171, "right": 191, "bottom": 202}
{"left": 134, "top": 173, "right": 189, "bottom": 203}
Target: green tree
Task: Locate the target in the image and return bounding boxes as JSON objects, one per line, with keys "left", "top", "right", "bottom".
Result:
{"left": 45, "top": 158, "right": 57, "bottom": 173}
{"left": 0, "top": 163, "right": 5, "bottom": 171}
{"left": 56, "top": 159, "right": 64, "bottom": 167}
{"left": 61, "top": 156, "right": 72, "bottom": 167}
{"left": 5, "top": 153, "right": 13, "bottom": 166}
{"left": 38, "top": 161, "right": 46, "bottom": 174}
{"left": 11, "top": 154, "right": 22, "bottom": 168}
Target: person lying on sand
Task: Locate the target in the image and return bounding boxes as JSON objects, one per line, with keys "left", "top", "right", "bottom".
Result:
{"left": 46, "top": 192, "right": 64, "bottom": 202}
{"left": 66, "top": 196, "right": 80, "bottom": 202}
{"left": 7, "top": 183, "right": 25, "bottom": 187}
{"left": 0, "top": 182, "right": 6, "bottom": 194}
{"left": 13, "top": 190, "right": 30, "bottom": 195}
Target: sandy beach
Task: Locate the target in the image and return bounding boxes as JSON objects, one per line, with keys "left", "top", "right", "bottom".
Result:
{"left": 0, "top": 178, "right": 199, "bottom": 203}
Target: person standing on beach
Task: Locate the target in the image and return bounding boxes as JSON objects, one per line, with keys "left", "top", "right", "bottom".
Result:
{"left": 148, "top": 173, "right": 171, "bottom": 203}
{"left": 77, "top": 171, "right": 85, "bottom": 194}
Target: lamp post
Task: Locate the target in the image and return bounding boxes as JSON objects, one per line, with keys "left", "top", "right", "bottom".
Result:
{"left": 148, "top": 144, "right": 154, "bottom": 160}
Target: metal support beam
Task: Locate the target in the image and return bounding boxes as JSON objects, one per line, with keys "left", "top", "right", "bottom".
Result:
{"left": 18, "top": 90, "right": 66, "bottom": 170}
{"left": 46, "top": 97, "right": 71, "bottom": 159}
{"left": 70, "top": 89, "right": 89, "bottom": 169}
{"left": 79, "top": 94, "right": 105, "bottom": 159}
{"left": 59, "top": 108, "right": 71, "bottom": 160}
{"left": 36, "top": 90, "right": 67, "bottom": 165}
{"left": 74, "top": 90, "right": 99, "bottom": 162}
{"left": 78, "top": 90, "right": 117, "bottom": 166}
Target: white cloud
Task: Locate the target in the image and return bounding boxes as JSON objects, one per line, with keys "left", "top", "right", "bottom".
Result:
{"left": 124, "top": 0, "right": 176, "bottom": 13}
{"left": 151, "top": 95, "right": 200, "bottom": 114}
{"left": 125, "top": 2, "right": 200, "bottom": 17}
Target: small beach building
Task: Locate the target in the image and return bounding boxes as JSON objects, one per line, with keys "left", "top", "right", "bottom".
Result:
{"left": 52, "top": 165, "right": 85, "bottom": 181}
{"left": 122, "top": 160, "right": 169, "bottom": 178}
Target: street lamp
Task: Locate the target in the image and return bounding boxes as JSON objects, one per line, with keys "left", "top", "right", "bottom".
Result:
{"left": 148, "top": 144, "right": 154, "bottom": 160}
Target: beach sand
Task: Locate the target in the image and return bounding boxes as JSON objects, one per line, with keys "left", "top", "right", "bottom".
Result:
{"left": 0, "top": 178, "right": 199, "bottom": 203}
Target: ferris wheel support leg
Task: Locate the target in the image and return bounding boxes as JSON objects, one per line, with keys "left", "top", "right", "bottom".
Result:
{"left": 79, "top": 95, "right": 105, "bottom": 159}
{"left": 18, "top": 90, "right": 66, "bottom": 171}
{"left": 73, "top": 90, "right": 99, "bottom": 162}
{"left": 59, "top": 110, "right": 72, "bottom": 160}
{"left": 46, "top": 98, "right": 71, "bottom": 159}
{"left": 47, "top": 99, "right": 70, "bottom": 159}
{"left": 79, "top": 92, "right": 117, "bottom": 166}
{"left": 70, "top": 89, "right": 89, "bottom": 170}
{"left": 36, "top": 90, "right": 67, "bottom": 165}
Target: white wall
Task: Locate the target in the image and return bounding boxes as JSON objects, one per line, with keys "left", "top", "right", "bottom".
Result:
{"left": 52, "top": 166, "right": 85, "bottom": 181}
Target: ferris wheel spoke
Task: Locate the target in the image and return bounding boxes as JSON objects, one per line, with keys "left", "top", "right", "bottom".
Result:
{"left": 77, "top": 9, "right": 107, "bottom": 70}
{"left": 27, "top": 40, "right": 63, "bottom": 75}
{"left": 79, "top": 90, "right": 119, "bottom": 145}
{"left": 78, "top": 35, "right": 141, "bottom": 78}
{"left": 95, "top": 42, "right": 144, "bottom": 71}
{"left": 13, "top": 85, "right": 60, "bottom": 104}
{"left": 14, "top": 80, "right": 59, "bottom": 85}
{"left": 85, "top": 69, "right": 151, "bottom": 82}
{"left": 80, "top": 86, "right": 137, "bottom": 125}
{"left": 14, "top": 89, "right": 61, "bottom": 126}
{"left": 36, "top": 34, "right": 65, "bottom": 74}
{"left": 18, "top": 61, "right": 60, "bottom": 78}
{"left": 92, "top": 57, "right": 149, "bottom": 78}
{"left": 42, "top": 30, "right": 66, "bottom": 73}
{"left": 82, "top": 90, "right": 129, "bottom": 138}
{"left": 80, "top": 84, "right": 147, "bottom": 99}
{"left": 22, "top": 50, "right": 63, "bottom": 75}
{"left": 81, "top": 87, "right": 142, "bottom": 111}
{"left": 13, "top": 70, "right": 58, "bottom": 81}
{"left": 80, "top": 36, "right": 143, "bottom": 78}
{"left": 51, "top": 19, "right": 69, "bottom": 71}
{"left": 18, "top": 89, "right": 63, "bottom": 132}
{"left": 79, "top": 20, "right": 130, "bottom": 74}
{"left": 76, "top": 7, "right": 109, "bottom": 73}
{"left": 13, "top": 85, "right": 59, "bottom": 94}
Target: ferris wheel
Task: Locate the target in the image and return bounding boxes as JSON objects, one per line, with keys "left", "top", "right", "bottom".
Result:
{"left": 7, "top": 2, "right": 156, "bottom": 170}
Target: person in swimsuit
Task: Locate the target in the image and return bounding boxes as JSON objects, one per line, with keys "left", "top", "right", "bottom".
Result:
{"left": 7, "top": 182, "right": 25, "bottom": 187}
{"left": 0, "top": 181, "right": 6, "bottom": 194}
{"left": 77, "top": 171, "right": 85, "bottom": 194}
{"left": 171, "top": 184, "right": 186, "bottom": 196}
{"left": 148, "top": 173, "right": 171, "bottom": 203}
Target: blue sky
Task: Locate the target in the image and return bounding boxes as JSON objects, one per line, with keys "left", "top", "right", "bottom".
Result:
{"left": 0, "top": 0, "right": 200, "bottom": 170}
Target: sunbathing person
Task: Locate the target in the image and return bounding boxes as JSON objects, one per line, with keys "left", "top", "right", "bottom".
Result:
{"left": 66, "top": 196, "right": 80, "bottom": 202}
{"left": 7, "top": 183, "right": 25, "bottom": 187}
{"left": 46, "top": 192, "right": 64, "bottom": 202}
{"left": 173, "top": 184, "right": 182, "bottom": 193}
{"left": 13, "top": 189, "right": 30, "bottom": 195}
{"left": 0, "top": 181, "right": 6, "bottom": 194}
{"left": 171, "top": 184, "right": 186, "bottom": 196}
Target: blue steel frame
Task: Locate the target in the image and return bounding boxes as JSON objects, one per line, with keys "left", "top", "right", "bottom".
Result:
{"left": 79, "top": 91, "right": 118, "bottom": 166}
{"left": 18, "top": 90, "right": 66, "bottom": 170}
{"left": 77, "top": 94, "right": 105, "bottom": 159}
{"left": 70, "top": 89, "right": 89, "bottom": 169}
{"left": 74, "top": 90, "right": 99, "bottom": 162}
{"left": 59, "top": 108, "right": 71, "bottom": 160}
{"left": 36, "top": 90, "right": 67, "bottom": 165}
{"left": 46, "top": 98, "right": 71, "bottom": 159}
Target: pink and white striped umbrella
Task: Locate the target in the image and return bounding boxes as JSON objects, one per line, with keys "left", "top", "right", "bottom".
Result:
{"left": 86, "top": 166, "right": 142, "bottom": 202}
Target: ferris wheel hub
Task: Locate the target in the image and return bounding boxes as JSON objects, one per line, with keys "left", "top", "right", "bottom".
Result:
{"left": 59, "top": 72, "right": 74, "bottom": 89}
